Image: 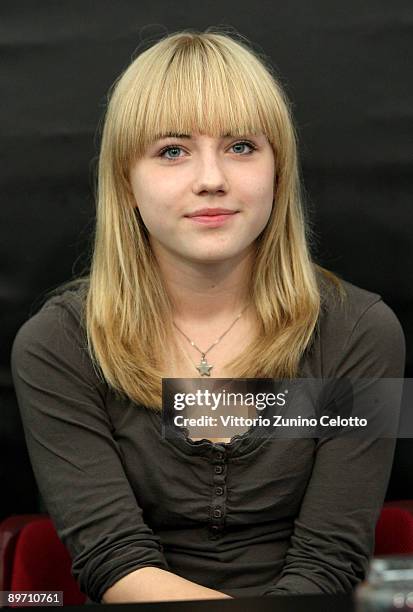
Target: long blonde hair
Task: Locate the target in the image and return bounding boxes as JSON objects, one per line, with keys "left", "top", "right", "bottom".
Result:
{"left": 52, "top": 27, "right": 346, "bottom": 410}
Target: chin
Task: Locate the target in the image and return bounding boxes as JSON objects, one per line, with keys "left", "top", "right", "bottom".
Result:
{"left": 189, "top": 250, "right": 243, "bottom": 264}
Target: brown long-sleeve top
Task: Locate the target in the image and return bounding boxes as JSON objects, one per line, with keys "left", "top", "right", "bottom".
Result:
{"left": 10, "top": 273, "right": 406, "bottom": 603}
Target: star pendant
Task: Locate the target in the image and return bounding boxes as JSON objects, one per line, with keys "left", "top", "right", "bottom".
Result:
{"left": 197, "top": 356, "right": 213, "bottom": 376}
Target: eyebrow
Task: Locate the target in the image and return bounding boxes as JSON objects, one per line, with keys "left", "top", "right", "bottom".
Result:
{"left": 153, "top": 132, "right": 236, "bottom": 141}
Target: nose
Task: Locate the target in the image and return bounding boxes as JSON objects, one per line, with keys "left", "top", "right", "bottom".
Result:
{"left": 192, "top": 147, "right": 229, "bottom": 196}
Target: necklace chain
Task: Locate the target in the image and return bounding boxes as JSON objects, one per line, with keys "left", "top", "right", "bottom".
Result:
{"left": 175, "top": 336, "right": 199, "bottom": 370}
{"left": 172, "top": 303, "right": 250, "bottom": 376}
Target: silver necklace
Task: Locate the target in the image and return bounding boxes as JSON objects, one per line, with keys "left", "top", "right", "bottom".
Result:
{"left": 172, "top": 303, "right": 250, "bottom": 376}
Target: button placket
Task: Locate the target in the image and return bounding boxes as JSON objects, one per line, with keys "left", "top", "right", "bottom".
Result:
{"left": 209, "top": 447, "right": 227, "bottom": 538}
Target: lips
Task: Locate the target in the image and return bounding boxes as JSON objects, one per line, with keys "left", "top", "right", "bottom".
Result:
{"left": 186, "top": 211, "right": 239, "bottom": 227}
{"left": 186, "top": 208, "right": 237, "bottom": 217}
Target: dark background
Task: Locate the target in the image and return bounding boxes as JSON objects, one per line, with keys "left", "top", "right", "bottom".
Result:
{"left": 1, "top": 1, "right": 412, "bottom": 520}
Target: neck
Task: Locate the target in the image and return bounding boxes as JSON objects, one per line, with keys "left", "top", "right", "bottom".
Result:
{"left": 151, "top": 241, "right": 255, "bottom": 325}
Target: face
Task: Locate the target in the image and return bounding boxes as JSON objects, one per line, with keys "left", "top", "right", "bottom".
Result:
{"left": 128, "top": 131, "right": 275, "bottom": 266}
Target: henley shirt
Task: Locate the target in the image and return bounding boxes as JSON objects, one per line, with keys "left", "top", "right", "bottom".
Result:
{"left": 10, "top": 272, "right": 406, "bottom": 603}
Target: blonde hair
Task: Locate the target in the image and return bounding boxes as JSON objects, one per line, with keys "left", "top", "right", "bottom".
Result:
{"left": 53, "top": 27, "right": 346, "bottom": 410}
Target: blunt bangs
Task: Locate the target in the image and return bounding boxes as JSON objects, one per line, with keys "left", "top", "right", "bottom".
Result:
{"left": 107, "top": 33, "right": 287, "bottom": 183}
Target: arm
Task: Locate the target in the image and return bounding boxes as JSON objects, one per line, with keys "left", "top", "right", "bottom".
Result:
{"left": 102, "top": 567, "right": 233, "bottom": 603}
{"left": 11, "top": 294, "right": 232, "bottom": 603}
{"left": 262, "top": 299, "right": 406, "bottom": 596}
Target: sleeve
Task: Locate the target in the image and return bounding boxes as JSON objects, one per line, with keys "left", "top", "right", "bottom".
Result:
{"left": 10, "top": 297, "right": 170, "bottom": 603}
{"left": 261, "top": 298, "right": 406, "bottom": 596}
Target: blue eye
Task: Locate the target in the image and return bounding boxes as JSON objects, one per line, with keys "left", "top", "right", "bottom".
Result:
{"left": 158, "top": 140, "right": 257, "bottom": 161}
{"left": 159, "top": 146, "right": 184, "bottom": 160}
{"left": 231, "top": 141, "right": 256, "bottom": 154}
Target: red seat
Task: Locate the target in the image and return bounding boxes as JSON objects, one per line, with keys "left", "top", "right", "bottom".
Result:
{"left": 0, "top": 514, "right": 44, "bottom": 592}
{"left": 375, "top": 503, "right": 413, "bottom": 555}
{"left": 0, "top": 515, "right": 86, "bottom": 606}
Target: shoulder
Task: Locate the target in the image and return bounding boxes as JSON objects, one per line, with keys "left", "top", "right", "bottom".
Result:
{"left": 11, "top": 287, "right": 90, "bottom": 379}
{"left": 318, "top": 271, "right": 404, "bottom": 344}
{"left": 313, "top": 268, "right": 406, "bottom": 377}
{"left": 12, "top": 288, "right": 85, "bottom": 348}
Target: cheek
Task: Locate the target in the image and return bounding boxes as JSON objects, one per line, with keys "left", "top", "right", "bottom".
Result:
{"left": 134, "top": 195, "right": 175, "bottom": 239}
{"left": 248, "top": 186, "right": 274, "bottom": 232}
{"left": 138, "top": 204, "right": 167, "bottom": 235}
{"left": 242, "top": 160, "right": 275, "bottom": 202}
{"left": 247, "top": 181, "right": 274, "bottom": 215}
{"left": 130, "top": 179, "right": 166, "bottom": 220}
{"left": 257, "top": 201, "right": 273, "bottom": 231}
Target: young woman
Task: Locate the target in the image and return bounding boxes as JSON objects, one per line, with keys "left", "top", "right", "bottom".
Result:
{"left": 11, "top": 28, "right": 405, "bottom": 604}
